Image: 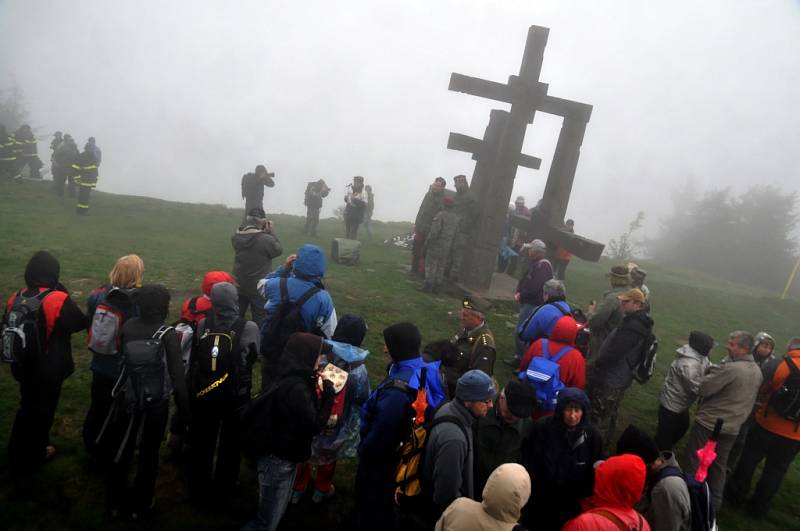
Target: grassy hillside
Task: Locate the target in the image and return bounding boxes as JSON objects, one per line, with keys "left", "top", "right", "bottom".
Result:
{"left": 1, "top": 179, "right": 798, "bottom": 530}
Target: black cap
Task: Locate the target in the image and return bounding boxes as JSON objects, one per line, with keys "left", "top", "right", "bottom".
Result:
{"left": 505, "top": 380, "right": 536, "bottom": 418}
{"left": 689, "top": 330, "right": 715, "bottom": 357}
{"left": 383, "top": 322, "right": 421, "bottom": 361}
{"left": 616, "top": 424, "right": 660, "bottom": 464}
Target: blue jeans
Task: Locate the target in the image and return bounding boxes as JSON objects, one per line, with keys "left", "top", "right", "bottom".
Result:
{"left": 242, "top": 454, "right": 298, "bottom": 531}
{"left": 515, "top": 303, "right": 536, "bottom": 359}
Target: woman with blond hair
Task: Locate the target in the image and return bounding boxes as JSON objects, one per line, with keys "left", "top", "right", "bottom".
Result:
{"left": 82, "top": 254, "right": 144, "bottom": 462}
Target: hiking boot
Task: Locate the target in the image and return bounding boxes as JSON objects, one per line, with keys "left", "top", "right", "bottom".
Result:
{"left": 290, "top": 490, "right": 304, "bottom": 505}
{"left": 312, "top": 485, "right": 335, "bottom": 504}
{"left": 44, "top": 445, "right": 57, "bottom": 461}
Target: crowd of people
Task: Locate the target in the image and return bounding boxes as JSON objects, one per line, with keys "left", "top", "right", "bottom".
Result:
{"left": 2, "top": 184, "right": 799, "bottom": 531}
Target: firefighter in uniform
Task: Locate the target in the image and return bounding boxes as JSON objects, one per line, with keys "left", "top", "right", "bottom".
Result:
{"left": 71, "top": 146, "right": 99, "bottom": 214}
{"left": 0, "top": 123, "right": 17, "bottom": 180}
{"left": 14, "top": 124, "right": 42, "bottom": 179}
{"left": 442, "top": 297, "right": 497, "bottom": 396}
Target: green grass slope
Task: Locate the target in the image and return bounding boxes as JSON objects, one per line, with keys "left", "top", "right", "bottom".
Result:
{"left": 0, "top": 179, "right": 798, "bottom": 530}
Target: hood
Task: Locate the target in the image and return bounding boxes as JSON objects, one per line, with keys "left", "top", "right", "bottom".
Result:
{"left": 279, "top": 332, "right": 328, "bottom": 376}
{"left": 481, "top": 463, "right": 531, "bottom": 523}
{"left": 675, "top": 344, "right": 705, "bottom": 361}
{"left": 592, "top": 454, "right": 646, "bottom": 509}
{"left": 25, "top": 251, "right": 60, "bottom": 289}
{"left": 210, "top": 282, "right": 239, "bottom": 330}
{"left": 293, "top": 244, "right": 326, "bottom": 280}
{"left": 332, "top": 314, "right": 368, "bottom": 347}
{"left": 550, "top": 315, "right": 578, "bottom": 346}
{"left": 202, "top": 271, "right": 235, "bottom": 296}
{"left": 234, "top": 227, "right": 264, "bottom": 248}
{"left": 554, "top": 387, "right": 591, "bottom": 427}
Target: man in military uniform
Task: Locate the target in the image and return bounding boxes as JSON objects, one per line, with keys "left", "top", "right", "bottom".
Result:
{"left": 241, "top": 164, "right": 275, "bottom": 216}
{"left": 448, "top": 174, "right": 479, "bottom": 282}
{"left": 443, "top": 297, "right": 496, "bottom": 396}
{"left": 587, "top": 265, "right": 631, "bottom": 358}
{"left": 422, "top": 195, "right": 458, "bottom": 293}
{"left": 411, "top": 176, "right": 446, "bottom": 275}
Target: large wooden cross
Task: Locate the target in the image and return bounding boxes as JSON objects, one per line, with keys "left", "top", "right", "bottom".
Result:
{"left": 448, "top": 25, "right": 605, "bottom": 292}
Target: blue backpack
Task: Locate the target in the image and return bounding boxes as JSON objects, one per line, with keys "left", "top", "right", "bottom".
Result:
{"left": 519, "top": 339, "right": 571, "bottom": 411}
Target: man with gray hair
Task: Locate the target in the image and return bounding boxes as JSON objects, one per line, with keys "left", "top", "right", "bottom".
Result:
{"left": 231, "top": 207, "right": 283, "bottom": 326}
{"left": 684, "top": 330, "right": 762, "bottom": 511}
{"left": 512, "top": 279, "right": 572, "bottom": 362}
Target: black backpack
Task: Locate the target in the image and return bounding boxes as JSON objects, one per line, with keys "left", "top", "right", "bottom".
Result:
{"left": 238, "top": 383, "right": 280, "bottom": 461}
{"left": 261, "top": 276, "right": 321, "bottom": 362}
{"left": 768, "top": 356, "right": 800, "bottom": 428}
{"left": 649, "top": 466, "right": 716, "bottom": 531}
{"left": 190, "top": 316, "right": 246, "bottom": 401}
{"left": 630, "top": 331, "right": 659, "bottom": 384}
{"left": 1, "top": 289, "right": 52, "bottom": 365}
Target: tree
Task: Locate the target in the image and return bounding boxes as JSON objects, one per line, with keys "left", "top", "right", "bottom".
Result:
{"left": 606, "top": 211, "right": 645, "bottom": 260}
{"left": 0, "top": 84, "right": 29, "bottom": 131}
{"left": 650, "top": 185, "right": 798, "bottom": 290}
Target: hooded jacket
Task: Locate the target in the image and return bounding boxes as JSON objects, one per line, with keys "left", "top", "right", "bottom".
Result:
{"left": 435, "top": 463, "right": 531, "bottom": 531}
{"left": 231, "top": 225, "right": 282, "bottom": 295}
{"left": 4, "top": 251, "right": 86, "bottom": 380}
{"left": 519, "top": 316, "right": 586, "bottom": 409}
{"left": 180, "top": 271, "right": 235, "bottom": 323}
{"left": 521, "top": 387, "right": 604, "bottom": 531}
{"left": 563, "top": 454, "right": 650, "bottom": 531}
{"left": 518, "top": 299, "right": 572, "bottom": 344}
{"left": 589, "top": 310, "right": 654, "bottom": 390}
{"left": 262, "top": 244, "right": 337, "bottom": 339}
{"left": 659, "top": 345, "right": 711, "bottom": 414}
{"left": 265, "top": 333, "right": 335, "bottom": 462}
{"left": 196, "top": 282, "right": 260, "bottom": 396}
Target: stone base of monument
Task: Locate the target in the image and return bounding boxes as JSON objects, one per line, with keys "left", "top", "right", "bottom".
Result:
{"left": 456, "top": 272, "right": 519, "bottom": 310}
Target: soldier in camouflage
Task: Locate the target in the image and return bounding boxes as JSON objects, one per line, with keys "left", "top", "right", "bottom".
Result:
{"left": 444, "top": 297, "right": 496, "bottom": 396}
{"left": 447, "top": 174, "right": 479, "bottom": 282}
{"left": 587, "top": 265, "right": 631, "bottom": 358}
{"left": 422, "top": 196, "right": 458, "bottom": 293}
{"left": 412, "top": 177, "right": 446, "bottom": 275}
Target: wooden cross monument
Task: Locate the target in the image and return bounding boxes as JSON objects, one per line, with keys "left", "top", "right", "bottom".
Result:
{"left": 448, "top": 25, "right": 605, "bottom": 293}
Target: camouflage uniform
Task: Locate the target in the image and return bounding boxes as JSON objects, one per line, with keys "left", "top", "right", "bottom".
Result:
{"left": 444, "top": 323, "right": 496, "bottom": 397}
{"left": 448, "top": 187, "right": 478, "bottom": 281}
{"left": 423, "top": 206, "right": 458, "bottom": 291}
{"left": 412, "top": 185, "right": 445, "bottom": 274}
{"left": 588, "top": 286, "right": 629, "bottom": 357}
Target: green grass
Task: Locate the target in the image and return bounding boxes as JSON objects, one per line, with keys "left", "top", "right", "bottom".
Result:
{"left": 1, "top": 179, "right": 798, "bottom": 530}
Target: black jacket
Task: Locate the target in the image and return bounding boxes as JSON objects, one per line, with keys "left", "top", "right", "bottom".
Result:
{"left": 590, "top": 309, "right": 654, "bottom": 389}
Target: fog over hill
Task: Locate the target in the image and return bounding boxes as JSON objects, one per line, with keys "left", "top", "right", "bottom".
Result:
{"left": 1, "top": 0, "right": 799, "bottom": 243}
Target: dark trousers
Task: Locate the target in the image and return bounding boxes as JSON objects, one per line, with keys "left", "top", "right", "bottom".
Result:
{"left": 654, "top": 405, "right": 691, "bottom": 451}
{"left": 684, "top": 422, "right": 738, "bottom": 511}
{"left": 238, "top": 291, "right": 266, "bottom": 328}
{"left": 354, "top": 459, "right": 396, "bottom": 531}
{"left": 188, "top": 396, "right": 244, "bottom": 502}
{"left": 726, "top": 423, "right": 800, "bottom": 516}
{"left": 345, "top": 216, "right": 361, "bottom": 240}
{"left": 106, "top": 402, "right": 169, "bottom": 513}
{"left": 83, "top": 372, "right": 117, "bottom": 460}
{"left": 52, "top": 167, "right": 69, "bottom": 195}
{"left": 76, "top": 185, "right": 92, "bottom": 214}
{"left": 553, "top": 259, "right": 570, "bottom": 280}
{"left": 412, "top": 232, "right": 428, "bottom": 274}
{"left": 304, "top": 207, "right": 321, "bottom": 236}
{"left": 8, "top": 368, "right": 65, "bottom": 475}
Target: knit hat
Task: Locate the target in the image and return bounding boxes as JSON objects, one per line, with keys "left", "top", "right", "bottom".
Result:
{"left": 504, "top": 380, "right": 536, "bottom": 418}
{"left": 383, "top": 322, "right": 421, "bottom": 361}
{"left": 332, "top": 314, "right": 368, "bottom": 347}
{"left": 456, "top": 370, "right": 496, "bottom": 402}
{"left": 616, "top": 424, "right": 660, "bottom": 465}
{"left": 688, "top": 330, "right": 715, "bottom": 357}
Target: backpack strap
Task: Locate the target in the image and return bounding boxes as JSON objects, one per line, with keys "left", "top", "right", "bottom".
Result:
{"left": 589, "top": 509, "right": 639, "bottom": 531}
{"left": 647, "top": 465, "right": 683, "bottom": 500}
{"left": 153, "top": 325, "right": 174, "bottom": 340}
{"left": 541, "top": 339, "right": 572, "bottom": 364}
{"left": 294, "top": 284, "right": 322, "bottom": 309}
{"left": 279, "top": 276, "right": 289, "bottom": 304}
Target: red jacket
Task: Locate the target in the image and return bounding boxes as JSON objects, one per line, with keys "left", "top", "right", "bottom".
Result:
{"left": 564, "top": 454, "right": 650, "bottom": 531}
{"left": 180, "top": 271, "right": 234, "bottom": 322}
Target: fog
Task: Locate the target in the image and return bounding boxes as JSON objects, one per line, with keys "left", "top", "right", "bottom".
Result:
{"left": 1, "top": 1, "right": 798, "bottom": 243}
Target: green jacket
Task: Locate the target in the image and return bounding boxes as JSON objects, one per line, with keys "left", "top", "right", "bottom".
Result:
{"left": 473, "top": 405, "right": 531, "bottom": 497}
{"left": 453, "top": 189, "right": 478, "bottom": 233}
{"left": 425, "top": 208, "right": 459, "bottom": 258}
{"left": 414, "top": 186, "right": 444, "bottom": 234}
{"left": 444, "top": 323, "right": 496, "bottom": 396}
{"left": 588, "top": 286, "right": 628, "bottom": 356}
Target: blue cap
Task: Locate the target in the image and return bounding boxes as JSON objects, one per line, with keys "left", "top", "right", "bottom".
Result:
{"left": 456, "top": 370, "right": 496, "bottom": 401}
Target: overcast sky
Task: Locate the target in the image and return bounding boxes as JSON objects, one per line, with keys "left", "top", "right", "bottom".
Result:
{"left": 1, "top": 0, "right": 798, "bottom": 243}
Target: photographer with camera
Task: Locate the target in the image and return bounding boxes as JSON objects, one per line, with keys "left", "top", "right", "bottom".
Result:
{"left": 241, "top": 164, "right": 276, "bottom": 216}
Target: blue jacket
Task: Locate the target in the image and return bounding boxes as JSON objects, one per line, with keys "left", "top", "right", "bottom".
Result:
{"left": 518, "top": 300, "right": 572, "bottom": 343}
{"left": 358, "top": 356, "right": 445, "bottom": 465}
{"left": 262, "top": 244, "right": 337, "bottom": 338}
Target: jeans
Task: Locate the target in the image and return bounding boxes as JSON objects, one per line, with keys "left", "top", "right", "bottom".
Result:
{"left": 242, "top": 454, "right": 298, "bottom": 531}
{"left": 514, "top": 304, "right": 536, "bottom": 359}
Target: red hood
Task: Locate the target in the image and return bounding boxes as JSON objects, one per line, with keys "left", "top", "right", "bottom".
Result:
{"left": 592, "top": 454, "right": 646, "bottom": 509}
{"left": 201, "top": 271, "right": 235, "bottom": 295}
{"left": 550, "top": 315, "right": 578, "bottom": 345}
